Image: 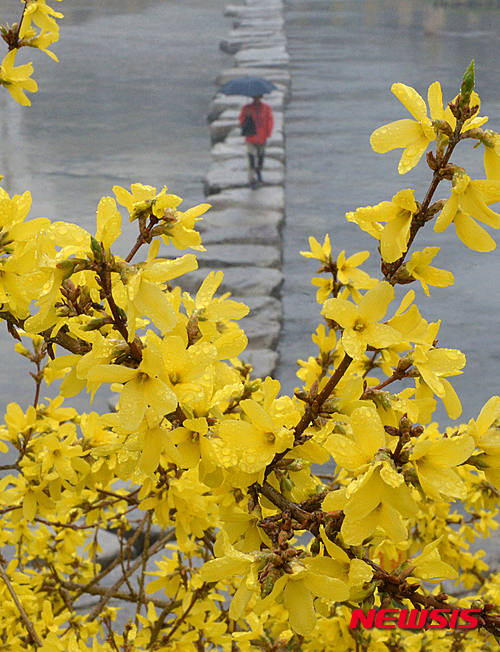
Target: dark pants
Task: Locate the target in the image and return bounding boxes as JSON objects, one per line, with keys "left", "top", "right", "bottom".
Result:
{"left": 246, "top": 143, "right": 266, "bottom": 184}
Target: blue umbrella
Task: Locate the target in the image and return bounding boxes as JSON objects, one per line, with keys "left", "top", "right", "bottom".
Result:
{"left": 219, "top": 75, "right": 276, "bottom": 97}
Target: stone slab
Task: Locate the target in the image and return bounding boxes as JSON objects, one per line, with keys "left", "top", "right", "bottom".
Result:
{"left": 238, "top": 348, "right": 280, "bottom": 379}
{"left": 235, "top": 47, "right": 290, "bottom": 68}
{"left": 204, "top": 167, "right": 284, "bottom": 194}
{"left": 225, "top": 4, "right": 284, "bottom": 17}
{"left": 196, "top": 244, "right": 281, "bottom": 268}
{"left": 178, "top": 266, "right": 283, "bottom": 298}
{"left": 242, "top": 295, "right": 282, "bottom": 321}
{"left": 241, "top": 317, "right": 281, "bottom": 348}
{"left": 232, "top": 17, "right": 285, "bottom": 31}
{"left": 207, "top": 155, "right": 284, "bottom": 173}
{"left": 200, "top": 206, "right": 284, "bottom": 229}
{"left": 210, "top": 141, "right": 285, "bottom": 163}
{"left": 220, "top": 35, "right": 286, "bottom": 56}
{"left": 244, "top": 0, "right": 284, "bottom": 5}
{"left": 215, "top": 67, "right": 291, "bottom": 88}
{"left": 205, "top": 186, "right": 285, "bottom": 212}
{"left": 200, "top": 221, "right": 281, "bottom": 246}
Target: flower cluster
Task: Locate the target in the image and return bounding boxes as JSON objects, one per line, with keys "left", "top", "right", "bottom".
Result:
{"left": 2, "top": 15, "right": 500, "bottom": 650}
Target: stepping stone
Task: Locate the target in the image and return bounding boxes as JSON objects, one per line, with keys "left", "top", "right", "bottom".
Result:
{"left": 235, "top": 47, "right": 290, "bottom": 69}
{"left": 205, "top": 186, "right": 285, "bottom": 212}
{"left": 178, "top": 266, "right": 283, "bottom": 298}
{"left": 240, "top": 315, "right": 281, "bottom": 348}
{"left": 200, "top": 221, "right": 281, "bottom": 247}
{"left": 203, "top": 163, "right": 284, "bottom": 194}
{"left": 210, "top": 141, "right": 285, "bottom": 164}
{"left": 243, "top": 295, "right": 282, "bottom": 321}
{"left": 196, "top": 243, "right": 281, "bottom": 269}
{"left": 238, "top": 348, "right": 280, "bottom": 379}
{"left": 199, "top": 206, "right": 283, "bottom": 230}
{"left": 220, "top": 35, "right": 286, "bottom": 55}
{"left": 215, "top": 67, "right": 291, "bottom": 89}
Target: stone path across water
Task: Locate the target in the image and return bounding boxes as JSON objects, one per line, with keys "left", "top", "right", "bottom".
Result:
{"left": 197, "top": 0, "right": 290, "bottom": 379}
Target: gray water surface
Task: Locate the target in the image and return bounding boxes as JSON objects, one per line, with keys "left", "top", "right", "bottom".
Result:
{"left": 278, "top": 0, "right": 500, "bottom": 426}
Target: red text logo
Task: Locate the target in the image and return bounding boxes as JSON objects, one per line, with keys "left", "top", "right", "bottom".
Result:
{"left": 349, "top": 608, "right": 481, "bottom": 630}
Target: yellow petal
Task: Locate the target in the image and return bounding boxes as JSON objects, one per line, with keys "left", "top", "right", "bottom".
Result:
{"left": 229, "top": 578, "right": 254, "bottom": 620}
{"left": 117, "top": 378, "right": 147, "bottom": 432}
{"left": 341, "top": 329, "right": 367, "bottom": 359}
{"left": 284, "top": 579, "right": 317, "bottom": 636}
{"left": 440, "top": 377, "right": 463, "bottom": 420}
{"left": 484, "top": 146, "right": 500, "bottom": 180}
{"left": 417, "top": 464, "right": 466, "bottom": 500}
{"left": 434, "top": 194, "right": 459, "bottom": 233}
{"left": 133, "top": 280, "right": 178, "bottom": 334}
{"left": 392, "top": 83, "right": 428, "bottom": 122}
{"left": 428, "top": 81, "right": 444, "bottom": 120}
{"left": 380, "top": 214, "right": 412, "bottom": 262}
{"left": 354, "top": 201, "right": 399, "bottom": 223}
{"left": 370, "top": 119, "right": 422, "bottom": 153}
{"left": 365, "top": 323, "right": 402, "bottom": 350}
{"left": 454, "top": 211, "right": 496, "bottom": 252}
{"left": 398, "top": 133, "right": 430, "bottom": 174}
{"left": 461, "top": 186, "right": 500, "bottom": 228}
{"left": 322, "top": 297, "right": 358, "bottom": 327}
{"left": 477, "top": 396, "right": 500, "bottom": 435}
{"left": 376, "top": 502, "right": 408, "bottom": 542}
{"left": 351, "top": 406, "right": 386, "bottom": 460}
{"left": 302, "top": 568, "right": 349, "bottom": 602}
{"left": 87, "top": 364, "right": 136, "bottom": 384}
{"left": 359, "top": 281, "right": 394, "bottom": 324}
{"left": 348, "top": 559, "right": 373, "bottom": 587}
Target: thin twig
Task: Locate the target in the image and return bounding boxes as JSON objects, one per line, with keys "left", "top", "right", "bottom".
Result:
{"left": 0, "top": 561, "right": 43, "bottom": 647}
{"left": 86, "top": 528, "right": 176, "bottom": 621}
{"left": 135, "top": 511, "right": 153, "bottom": 627}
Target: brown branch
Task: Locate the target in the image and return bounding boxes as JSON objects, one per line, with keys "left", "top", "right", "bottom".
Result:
{"left": 1, "top": 310, "right": 92, "bottom": 356}
{"left": 51, "top": 579, "right": 179, "bottom": 611}
{"left": 257, "top": 481, "right": 309, "bottom": 525}
{"left": 125, "top": 216, "right": 159, "bottom": 263}
{"left": 161, "top": 584, "right": 209, "bottom": 646}
{"left": 263, "top": 353, "right": 352, "bottom": 481}
{"left": 86, "top": 528, "right": 176, "bottom": 621}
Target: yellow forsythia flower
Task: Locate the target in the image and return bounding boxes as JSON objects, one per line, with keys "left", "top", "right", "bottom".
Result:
{"left": 322, "top": 281, "right": 401, "bottom": 359}
{"left": 405, "top": 246, "right": 454, "bottom": 297}
{"left": 0, "top": 50, "right": 38, "bottom": 106}
{"left": 434, "top": 172, "right": 500, "bottom": 252}
{"left": 350, "top": 188, "right": 417, "bottom": 263}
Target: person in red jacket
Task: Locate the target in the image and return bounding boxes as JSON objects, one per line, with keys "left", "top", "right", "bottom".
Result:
{"left": 239, "top": 95, "right": 274, "bottom": 189}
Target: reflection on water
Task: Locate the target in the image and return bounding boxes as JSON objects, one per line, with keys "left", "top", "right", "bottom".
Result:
{"left": 278, "top": 0, "right": 500, "bottom": 425}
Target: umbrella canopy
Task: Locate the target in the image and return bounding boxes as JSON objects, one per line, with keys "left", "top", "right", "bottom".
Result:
{"left": 219, "top": 75, "right": 276, "bottom": 97}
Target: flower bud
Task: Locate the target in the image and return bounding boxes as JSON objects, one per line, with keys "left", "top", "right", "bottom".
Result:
{"left": 82, "top": 316, "right": 114, "bottom": 331}
{"left": 460, "top": 60, "right": 475, "bottom": 108}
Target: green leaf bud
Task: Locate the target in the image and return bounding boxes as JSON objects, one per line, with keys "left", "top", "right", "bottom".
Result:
{"left": 460, "top": 60, "right": 475, "bottom": 106}
{"left": 81, "top": 316, "right": 114, "bottom": 332}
